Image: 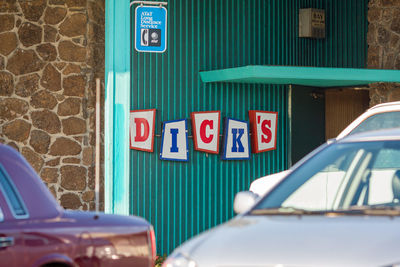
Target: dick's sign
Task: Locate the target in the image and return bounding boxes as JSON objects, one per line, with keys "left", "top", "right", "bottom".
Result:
{"left": 130, "top": 109, "right": 278, "bottom": 162}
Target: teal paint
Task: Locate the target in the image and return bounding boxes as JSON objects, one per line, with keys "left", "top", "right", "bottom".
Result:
{"left": 125, "top": 0, "right": 368, "bottom": 255}
{"left": 105, "top": 0, "right": 130, "bottom": 215}
{"left": 200, "top": 66, "right": 400, "bottom": 87}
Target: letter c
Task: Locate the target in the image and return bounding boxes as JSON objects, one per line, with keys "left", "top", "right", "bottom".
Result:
{"left": 199, "top": 120, "right": 214, "bottom": 144}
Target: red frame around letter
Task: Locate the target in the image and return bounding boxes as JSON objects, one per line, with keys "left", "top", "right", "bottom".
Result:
{"left": 130, "top": 109, "right": 156, "bottom": 152}
{"left": 248, "top": 110, "right": 278, "bottom": 153}
{"left": 191, "top": 111, "right": 221, "bottom": 154}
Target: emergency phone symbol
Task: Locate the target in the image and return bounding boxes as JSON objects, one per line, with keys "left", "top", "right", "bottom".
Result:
{"left": 141, "top": 29, "right": 149, "bottom": 46}
{"left": 141, "top": 29, "right": 161, "bottom": 47}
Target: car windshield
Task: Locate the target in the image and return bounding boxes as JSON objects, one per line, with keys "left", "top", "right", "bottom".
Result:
{"left": 349, "top": 111, "right": 400, "bottom": 136}
{"left": 252, "top": 140, "right": 400, "bottom": 213}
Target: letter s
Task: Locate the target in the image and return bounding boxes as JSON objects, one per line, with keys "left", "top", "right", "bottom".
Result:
{"left": 261, "top": 120, "right": 272, "bottom": 144}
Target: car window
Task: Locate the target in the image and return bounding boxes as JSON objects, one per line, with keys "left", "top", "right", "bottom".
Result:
{"left": 281, "top": 171, "right": 346, "bottom": 210}
{"left": 373, "top": 148, "right": 400, "bottom": 168}
{"left": 367, "top": 170, "right": 395, "bottom": 205}
{"left": 349, "top": 111, "right": 400, "bottom": 135}
{"left": 254, "top": 141, "right": 400, "bottom": 212}
{"left": 0, "top": 164, "right": 28, "bottom": 219}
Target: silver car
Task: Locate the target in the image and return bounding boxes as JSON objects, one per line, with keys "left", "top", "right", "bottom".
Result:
{"left": 163, "top": 128, "right": 400, "bottom": 267}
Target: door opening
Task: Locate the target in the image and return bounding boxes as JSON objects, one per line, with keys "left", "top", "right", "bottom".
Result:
{"left": 325, "top": 88, "right": 370, "bottom": 140}
{"left": 290, "top": 86, "right": 370, "bottom": 165}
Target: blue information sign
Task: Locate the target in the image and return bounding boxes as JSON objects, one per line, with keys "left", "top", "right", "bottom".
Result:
{"left": 135, "top": 6, "right": 167, "bottom": 53}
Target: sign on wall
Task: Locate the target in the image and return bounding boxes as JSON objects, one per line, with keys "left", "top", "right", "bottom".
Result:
{"left": 249, "top": 110, "right": 278, "bottom": 153}
{"left": 191, "top": 111, "right": 221, "bottom": 154}
{"left": 222, "top": 118, "right": 251, "bottom": 160}
{"left": 299, "top": 8, "right": 325, "bottom": 39}
{"left": 160, "top": 119, "right": 189, "bottom": 161}
{"left": 130, "top": 109, "right": 156, "bottom": 152}
{"left": 134, "top": 5, "right": 167, "bottom": 53}
{"left": 129, "top": 109, "right": 277, "bottom": 161}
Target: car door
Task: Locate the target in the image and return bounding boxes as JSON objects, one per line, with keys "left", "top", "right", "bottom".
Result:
{"left": 0, "top": 164, "right": 29, "bottom": 267}
{"left": 0, "top": 199, "right": 23, "bottom": 267}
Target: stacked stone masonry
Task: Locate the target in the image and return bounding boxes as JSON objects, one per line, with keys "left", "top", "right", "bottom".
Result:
{"left": 0, "top": 0, "right": 104, "bottom": 211}
{"left": 368, "top": 0, "right": 400, "bottom": 106}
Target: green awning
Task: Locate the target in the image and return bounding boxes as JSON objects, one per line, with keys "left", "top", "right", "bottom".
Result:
{"left": 199, "top": 65, "right": 400, "bottom": 87}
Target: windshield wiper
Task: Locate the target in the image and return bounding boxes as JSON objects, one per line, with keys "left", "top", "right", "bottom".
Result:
{"left": 250, "top": 207, "right": 327, "bottom": 216}
{"left": 251, "top": 205, "right": 400, "bottom": 216}
{"left": 338, "top": 205, "right": 400, "bottom": 216}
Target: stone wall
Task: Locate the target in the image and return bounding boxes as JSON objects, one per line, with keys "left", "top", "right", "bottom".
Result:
{"left": 0, "top": 0, "right": 104, "bottom": 211}
{"left": 368, "top": 0, "right": 400, "bottom": 106}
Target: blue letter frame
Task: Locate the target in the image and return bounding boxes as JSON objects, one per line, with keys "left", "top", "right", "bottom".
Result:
{"left": 160, "top": 119, "right": 189, "bottom": 162}
{"left": 222, "top": 117, "right": 251, "bottom": 160}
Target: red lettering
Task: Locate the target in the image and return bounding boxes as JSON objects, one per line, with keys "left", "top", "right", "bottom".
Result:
{"left": 261, "top": 120, "right": 272, "bottom": 143}
{"left": 200, "top": 120, "right": 214, "bottom": 144}
{"left": 134, "top": 118, "right": 150, "bottom": 142}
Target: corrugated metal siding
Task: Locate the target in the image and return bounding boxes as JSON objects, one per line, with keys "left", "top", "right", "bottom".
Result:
{"left": 130, "top": 0, "right": 368, "bottom": 255}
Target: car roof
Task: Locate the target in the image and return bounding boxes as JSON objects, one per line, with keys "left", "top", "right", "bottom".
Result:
{"left": 0, "top": 144, "right": 62, "bottom": 219}
{"left": 336, "top": 101, "right": 400, "bottom": 139}
{"left": 338, "top": 128, "right": 400, "bottom": 143}
{"left": 369, "top": 101, "right": 400, "bottom": 110}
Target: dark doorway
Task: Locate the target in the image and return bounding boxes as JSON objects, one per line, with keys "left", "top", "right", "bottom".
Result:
{"left": 290, "top": 86, "right": 370, "bottom": 165}
{"left": 290, "top": 85, "right": 325, "bottom": 165}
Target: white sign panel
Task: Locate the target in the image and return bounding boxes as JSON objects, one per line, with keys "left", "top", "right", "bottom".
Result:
{"left": 130, "top": 109, "right": 156, "bottom": 152}
{"left": 191, "top": 111, "right": 220, "bottom": 154}
{"left": 160, "top": 119, "right": 188, "bottom": 161}
{"left": 249, "top": 110, "right": 278, "bottom": 153}
{"left": 222, "top": 118, "right": 250, "bottom": 160}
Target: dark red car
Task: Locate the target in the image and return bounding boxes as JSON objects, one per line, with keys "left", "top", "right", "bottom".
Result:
{"left": 0, "top": 144, "right": 155, "bottom": 267}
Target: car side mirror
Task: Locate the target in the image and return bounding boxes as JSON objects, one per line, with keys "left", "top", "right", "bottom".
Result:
{"left": 233, "top": 191, "right": 258, "bottom": 214}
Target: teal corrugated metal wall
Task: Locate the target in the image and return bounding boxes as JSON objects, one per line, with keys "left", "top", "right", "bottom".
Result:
{"left": 130, "top": 0, "right": 368, "bottom": 255}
